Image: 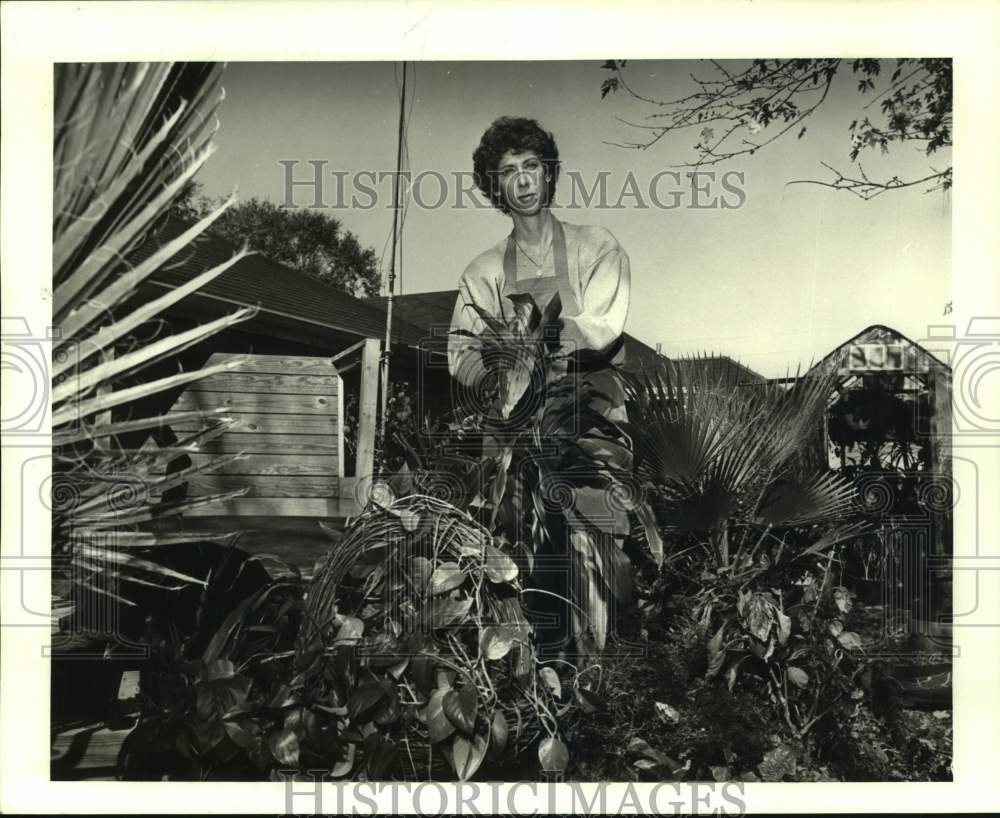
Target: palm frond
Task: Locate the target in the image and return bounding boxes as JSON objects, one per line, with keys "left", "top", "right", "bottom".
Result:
{"left": 51, "top": 63, "right": 255, "bottom": 622}
{"left": 754, "top": 471, "right": 858, "bottom": 526}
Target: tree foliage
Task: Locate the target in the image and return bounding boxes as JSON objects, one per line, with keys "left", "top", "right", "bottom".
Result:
{"left": 600, "top": 58, "right": 952, "bottom": 199}
{"left": 175, "top": 189, "right": 381, "bottom": 296}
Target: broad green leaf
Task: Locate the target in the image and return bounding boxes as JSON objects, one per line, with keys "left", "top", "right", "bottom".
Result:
{"left": 364, "top": 734, "right": 397, "bottom": 780}
{"left": 539, "top": 667, "right": 562, "bottom": 700}
{"left": 538, "top": 736, "right": 569, "bottom": 772}
{"left": 330, "top": 742, "right": 356, "bottom": 778}
{"left": 483, "top": 543, "right": 518, "bottom": 583}
{"left": 452, "top": 733, "right": 488, "bottom": 781}
{"left": 490, "top": 710, "right": 509, "bottom": 756}
{"left": 837, "top": 631, "right": 863, "bottom": 650}
{"left": 202, "top": 658, "right": 235, "bottom": 681}
{"left": 425, "top": 687, "right": 456, "bottom": 743}
{"left": 776, "top": 609, "right": 791, "bottom": 645}
{"left": 480, "top": 625, "right": 514, "bottom": 661}
{"left": 786, "top": 666, "right": 809, "bottom": 688}
{"left": 574, "top": 687, "right": 606, "bottom": 713}
{"left": 430, "top": 562, "right": 466, "bottom": 595}
{"left": 372, "top": 691, "right": 401, "bottom": 727}
{"left": 410, "top": 653, "right": 435, "bottom": 701}
{"left": 443, "top": 684, "right": 478, "bottom": 734}
{"left": 223, "top": 719, "right": 254, "bottom": 749}
{"left": 347, "top": 681, "right": 386, "bottom": 724}
{"left": 268, "top": 727, "right": 300, "bottom": 766}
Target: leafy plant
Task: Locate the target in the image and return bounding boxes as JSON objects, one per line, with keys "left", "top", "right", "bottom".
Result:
{"left": 117, "top": 554, "right": 307, "bottom": 780}
{"left": 625, "top": 358, "right": 870, "bottom": 737}
{"left": 301, "top": 495, "right": 602, "bottom": 780}
{"left": 51, "top": 63, "right": 256, "bottom": 643}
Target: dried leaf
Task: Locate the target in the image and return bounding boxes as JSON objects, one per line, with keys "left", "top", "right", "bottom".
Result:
{"left": 706, "top": 624, "right": 726, "bottom": 678}
{"left": 654, "top": 701, "right": 680, "bottom": 724}
{"left": 758, "top": 742, "right": 798, "bottom": 781}
{"left": 833, "top": 586, "right": 852, "bottom": 615}
{"left": 787, "top": 666, "right": 810, "bottom": 689}
{"left": 745, "top": 594, "right": 774, "bottom": 642}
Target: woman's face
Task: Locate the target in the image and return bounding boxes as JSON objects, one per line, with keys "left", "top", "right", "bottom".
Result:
{"left": 497, "top": 150, "right": 548, "bottom": 216}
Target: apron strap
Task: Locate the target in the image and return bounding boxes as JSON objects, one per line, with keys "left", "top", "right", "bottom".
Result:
{"left": 503, "top": 215, "right": 570, "bottom": 283}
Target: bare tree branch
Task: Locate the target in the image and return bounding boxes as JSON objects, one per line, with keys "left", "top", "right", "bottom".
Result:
{"left": 599, "top": 58, "right": 953, "bottom": 198}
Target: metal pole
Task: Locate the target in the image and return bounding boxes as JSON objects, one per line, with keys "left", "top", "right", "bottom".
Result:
{"left": 379, "top": 61, "right": 406, "bottom": 470}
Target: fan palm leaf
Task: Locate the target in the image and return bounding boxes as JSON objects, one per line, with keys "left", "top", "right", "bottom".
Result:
{"left": 51, "top": 62, "right": 255, "bottom": 632}
{"left": 626, "top": 355, "right": 858, "bottom": 560}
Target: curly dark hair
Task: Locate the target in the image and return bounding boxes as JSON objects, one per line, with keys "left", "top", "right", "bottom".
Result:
{"left": 472, "top": 116, "right": 560, "bottom": 214}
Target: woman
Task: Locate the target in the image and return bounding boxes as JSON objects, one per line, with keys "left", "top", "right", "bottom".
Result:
{"left": 448, "top": 116, "right": 634, "bottom": 658}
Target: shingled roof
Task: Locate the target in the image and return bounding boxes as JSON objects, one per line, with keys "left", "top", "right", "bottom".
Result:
{"left": 669, "top": 355, "right": 767, "bottom": 385}
{"left": 131, "top": 216, "right": 427, "bottom": 348}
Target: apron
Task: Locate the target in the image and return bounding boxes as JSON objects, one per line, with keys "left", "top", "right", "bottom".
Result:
{"left": 500, "top": 216, "right": 632, "bottom": 657}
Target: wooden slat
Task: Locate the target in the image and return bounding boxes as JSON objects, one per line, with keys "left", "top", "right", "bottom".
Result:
{"left": 190, "top": 371, "right": 340, "bottom": 395}
{"left": 337, "top": 374, "right": 345, "bottom": 478}
{"left": 170, "top": 412, "right": 339, "bottom": 435}
{"left": 183, "top": 453, "right": 337, "bottom": 476}
{"left": 174, "top": 390, "right": 336, "bottom": 415}
{"left": 51, "top": 723, "right": 132, "bottom": 780}
{"left": 184, "top": 497, "right": 343, "bottom": 517}
{"left": 184, "top": 433, "right": 339, "bottom": 454}
{"left": 356, "top": 338, "right": 381, "bottom": 482}
{"left": 158, "top": 474, "right": 339, "bottom": 498}
{"left": 203, "top": 352, "right": 340, "bottom": 375}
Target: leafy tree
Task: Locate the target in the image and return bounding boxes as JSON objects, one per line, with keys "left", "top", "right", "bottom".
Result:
{"left": 174, "top": 187, "right": 381, "bottom": 296}
{"left": 599, "top": 58, "right": 952, "bottom": 199}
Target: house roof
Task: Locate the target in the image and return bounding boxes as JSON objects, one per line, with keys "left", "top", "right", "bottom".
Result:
{"left": 131, "top": 216, "right": 427, "bottom": 348}
{"left": 131, "top": 219, "right": 761, "bottom": 383}
{"left": 365, "top": 289, "right": 667, "bottom": 373}
{"left": 669, "top": 355, "right": 767, "bottom": 385}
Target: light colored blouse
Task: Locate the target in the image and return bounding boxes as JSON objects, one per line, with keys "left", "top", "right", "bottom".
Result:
{"left": 447, "top": 219, "right": 631, "bottom": 387}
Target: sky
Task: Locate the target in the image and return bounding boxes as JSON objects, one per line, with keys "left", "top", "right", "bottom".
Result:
{"left": 194, "top": 60, "right": 951, "bottom": 378}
